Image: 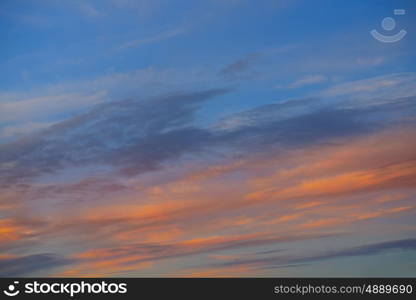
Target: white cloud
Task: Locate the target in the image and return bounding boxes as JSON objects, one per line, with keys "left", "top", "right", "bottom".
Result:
{"left": 355, "top": 56, "right": 386, "bottom": 67}
{"left": 77, "top": 2, "right": 103, "bottom": 18}
{"left": 0, "top": 90, "right": 107, "bottom": 123}
{"left": 320, "top": 73, "right": 416, "bottom": 101}
{"left": 0, "top": 121, "right": 55, "bottom": 139}
{"left": 0, "top": 63, "right": 223, "bottom": 134}
{"left": 289, "top": 75, "right": 327, "bottom": 88}
{"left": 118, "top": 27, "right": 186, "bottom": 50}
{"left": 276, "top": 75, "right": 327, "bottom": 89}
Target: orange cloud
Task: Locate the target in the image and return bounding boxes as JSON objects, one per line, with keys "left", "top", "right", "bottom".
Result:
{"left": 246, "top": 128, "right": 416, "bottom": 203}
{"left": 182, "top": 265, "right": 258, "bottom": 277}
{"left": 0, "top": 219, "right": 38, "bottom": 243}
{"left": 349, "top": 206, "right": 414, "bottom": 221}
{"left": 4, "top": 126, "right": 415, "bottom": 277}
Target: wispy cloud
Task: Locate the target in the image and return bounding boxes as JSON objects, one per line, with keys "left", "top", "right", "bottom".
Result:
{"left": 0, "top": 253, "right": 73, "bottom": 277}
{"left": 0, "top": 88, "right": 231, "bottom": 183}
{"left": 219, "top": 53, "right": 260, "bottom": 78}
{"left": 0, "top": 121, "right": 55, "bottom": 139}
{"left": 0, "top": 90, "right": 107, "bottom": 123}
{"left": 2, "top": 0, "right": 416, "bottom": 278}
{"left": 118, "top": 27, "right": 187, "bottom": 50}
{"left": 197, "top": 238, "right": 416, "bottom": 274}
{"left": 76, "top": 1, "right": 103, "bottom": 18}
{"left": 1, "top": 75, "right": 415, "bottom": 276}
{"left": 286, "top": 74, "right": 327, "bottom": 89}
{"left": 321, "top": 73, "right": 416, "bottom": 100}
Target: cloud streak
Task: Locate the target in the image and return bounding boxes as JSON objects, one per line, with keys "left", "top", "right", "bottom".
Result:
{"left": 0, "top": 254, "right": 74, "bottom": 277}
{"left": 201, "top": 238, "right": 416, "bottom": 273}
{"left": 1, "top": 73, "right": 415, "bottom": 277}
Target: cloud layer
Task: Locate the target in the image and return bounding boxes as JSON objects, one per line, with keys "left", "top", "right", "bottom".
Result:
{"left": 1, "top": 72, "right": 415, "bottom": 276}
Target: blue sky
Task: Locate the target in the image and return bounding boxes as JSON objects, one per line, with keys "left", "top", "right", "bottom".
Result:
{"left": 0, "top": 0, "right": 415, "bottom": 277}
{"left": 1, "top": 0, "right": 415, "bottom": 126}
{"left": 1, "top": 0, "right": 415, "bottom": 135}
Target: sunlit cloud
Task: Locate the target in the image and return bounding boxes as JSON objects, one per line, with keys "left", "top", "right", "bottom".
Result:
{"left": 1, "top": 0, "right": 415, "bottom": 277}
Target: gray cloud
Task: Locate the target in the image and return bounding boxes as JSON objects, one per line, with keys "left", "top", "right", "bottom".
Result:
{"left": 1, "top": 87, "right": 415, "bottom": 276}
{"left": 1, "top": 89, "right": 415, "bottom": 191}
{"left": 0, "top": 88, "right": 230, "bottom": 185}
{"left": 72, "top": 232, "right": 337, "bottom": 276}
{"left": 0, "top": 253, "right": 74, "bottom": 277}
{"left": 205, "top": 238, "right": 416, "bottom": 271}
{"left": 297, "top": 238, "right": 416, "bottom": 263}
{"left": 214, "top": 95, "right": 416, "bottom": 154}
{"left": 219, "top": 53, "right": 260, "bottom": 78}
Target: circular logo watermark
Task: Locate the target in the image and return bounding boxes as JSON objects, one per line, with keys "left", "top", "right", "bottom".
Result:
{"left": 370, "top": 9, "right": 407, "bottom": 43}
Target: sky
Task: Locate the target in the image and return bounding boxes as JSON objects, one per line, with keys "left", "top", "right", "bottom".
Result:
{"left": 0, "top": 0, "right": 415, "bottom": 277}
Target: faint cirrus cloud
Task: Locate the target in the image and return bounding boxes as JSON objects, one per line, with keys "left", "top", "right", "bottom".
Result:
{"left": 118, "top": 27, "right": 187, "bottom": 50}
{"left": 275, "top": 74, "right": 327, "bottom": 89}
